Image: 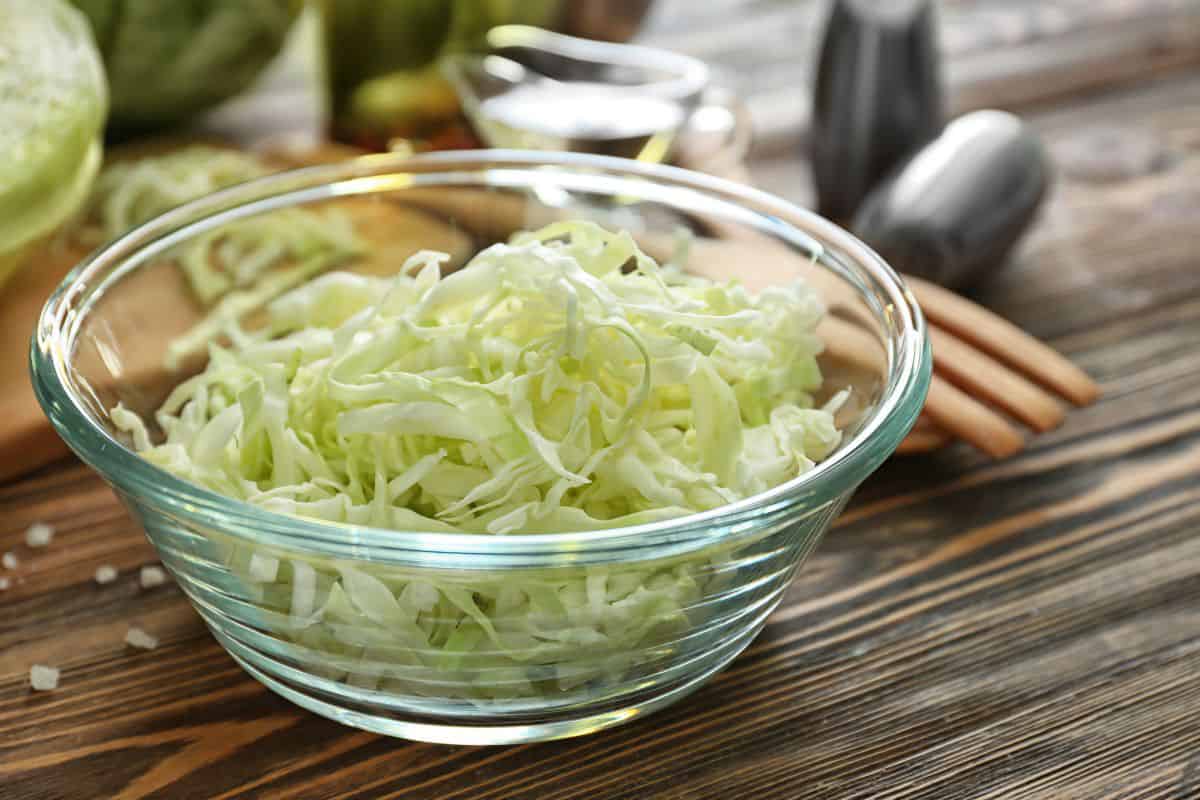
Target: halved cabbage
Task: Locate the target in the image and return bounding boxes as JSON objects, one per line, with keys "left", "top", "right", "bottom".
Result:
{"left": 70, "top": 0, "right": 298, "bottom": 130}
{"left": 0, "top": 0, "right": 107, "bottom": 288}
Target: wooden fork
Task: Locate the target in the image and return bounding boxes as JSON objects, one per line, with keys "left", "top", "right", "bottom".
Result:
{"left": 815, "top": 282, "right": 1098, "bottom": 458}
{"left": 904, "top": 278, "right": 1098, "bottom": 456}
{"left": 670, "top": 150, "right": 1100, "bottom": 458}
{"left": 680, "top": 227, "right": 1101, "bottom": 459}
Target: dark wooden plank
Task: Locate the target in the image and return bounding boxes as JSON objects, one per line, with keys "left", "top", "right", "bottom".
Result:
{"left": 5, "top": 16, "right": 1200, "bottom": 800}
{"left": 8, "top": 394, "right": 1198, "bottom": 797}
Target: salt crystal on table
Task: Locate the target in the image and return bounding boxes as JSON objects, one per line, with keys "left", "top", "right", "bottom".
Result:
{"left": 25, "top": 522, "right": 55, "bottom": 548}
{"left": 139, "top": 565, "right": 168, "bottom": 588}
{"left": 1, "top": 551, "right": 16, "bottom": 570}
{"left": 94, "top": 565, "right": 118, "bottom": 585}
{"left": 124, "top": 627, "right": 159, "bottom": 651}
{"left": 30, "top": 664, "right": 60, "bottom": 691}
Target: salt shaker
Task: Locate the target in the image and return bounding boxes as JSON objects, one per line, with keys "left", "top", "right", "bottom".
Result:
{"left": 852, "top": 110, "right": 1050, "bottom": 289}
{"left": 810, "top": 0, "right": 944, "bottom": 222}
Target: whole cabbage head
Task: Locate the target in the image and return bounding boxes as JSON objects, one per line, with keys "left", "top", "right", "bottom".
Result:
{"left": 70, "top": 0, "right": 299, "bottom": 130}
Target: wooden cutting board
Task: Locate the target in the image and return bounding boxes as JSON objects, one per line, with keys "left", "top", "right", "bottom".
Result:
{"left": 0, "top": 142, "right": 473, "bottom": 483}
{"left": 0, "top": 239, "right": 89, "bottom": 482}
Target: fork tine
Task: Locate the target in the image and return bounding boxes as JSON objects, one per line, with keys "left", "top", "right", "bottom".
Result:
{"left": 929, "top": 326, "right": 1066, "bottom": 432}
{"left": 907, "top": 276, "right": 1100, "bottom": 406}
{"left": 925, "top": 375, "right": 1026, "bottom": 458}
{"left": 821, "top": 316, "right": 1025, "bottom": 457}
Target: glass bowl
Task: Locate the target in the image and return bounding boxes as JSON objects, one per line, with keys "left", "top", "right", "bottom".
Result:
{"left": 32, "top": 151, "right": 929, "bottom": 744}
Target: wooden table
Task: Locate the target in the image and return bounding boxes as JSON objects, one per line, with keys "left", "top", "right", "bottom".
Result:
{"left": 4, "top": 2, "right": 1200, "bottom": 798}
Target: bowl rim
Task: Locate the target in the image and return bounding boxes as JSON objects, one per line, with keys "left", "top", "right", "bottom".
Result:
{"left": 32, "top": 149, "right": 929, "bottom": 563}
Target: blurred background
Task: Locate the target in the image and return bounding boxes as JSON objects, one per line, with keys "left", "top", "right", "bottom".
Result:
{"left": 200, "top": 0, "right": 1200, "bottom": 205}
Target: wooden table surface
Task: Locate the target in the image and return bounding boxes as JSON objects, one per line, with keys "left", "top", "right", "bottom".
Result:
{"left": 5, "top": 2, "right": 1200, "bottom": 798}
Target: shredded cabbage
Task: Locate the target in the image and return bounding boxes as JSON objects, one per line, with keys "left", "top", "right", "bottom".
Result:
{"left": 83, "top": 146, "right": 363, "bottom": 307}
{"left": 117, "top": 220, "right": 846, "bottom": 699}
{"left": 121, "top": 220, "right": 843, "bottom": 532}
{"left": 88, "top": 146, "right": 269, "bottom": 240}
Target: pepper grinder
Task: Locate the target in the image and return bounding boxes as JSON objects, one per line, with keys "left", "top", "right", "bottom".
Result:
{"left": 810, "top": 0, "right": 944, "bottom": 222}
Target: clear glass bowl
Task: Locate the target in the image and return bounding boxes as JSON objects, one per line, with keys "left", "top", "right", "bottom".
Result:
{"left": 32, "top": 151, "right": 929, "bottom": 744}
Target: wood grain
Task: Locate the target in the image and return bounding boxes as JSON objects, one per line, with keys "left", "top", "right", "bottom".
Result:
{"left": 5, "top": 5, "right": 1200, "bottom": 800}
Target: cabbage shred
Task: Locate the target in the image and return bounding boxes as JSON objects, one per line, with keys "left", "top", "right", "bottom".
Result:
{"left": 117, "top": 220, "right": 844, "bottom": 534}
{"left": 84, "top": 146, "right": 363, "bottom": 305}
{"left": 88, "top": 146, "right": 270, "bottom": 241}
